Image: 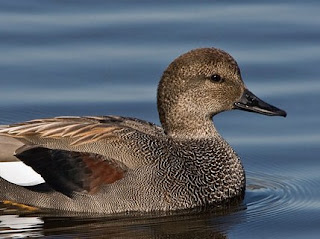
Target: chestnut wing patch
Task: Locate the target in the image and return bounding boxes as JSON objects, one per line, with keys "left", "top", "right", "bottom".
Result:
{"left": 15, "top": 145, "right": 127, "bottom": 197}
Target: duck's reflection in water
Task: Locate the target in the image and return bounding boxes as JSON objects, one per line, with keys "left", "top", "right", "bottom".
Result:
{"left": 0, "top": 200, "right": 246, "bottom": 239}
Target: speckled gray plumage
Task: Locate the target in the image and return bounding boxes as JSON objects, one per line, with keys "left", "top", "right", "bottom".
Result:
{"left": 0, "top": 48, "right": 247, "bottom": 213}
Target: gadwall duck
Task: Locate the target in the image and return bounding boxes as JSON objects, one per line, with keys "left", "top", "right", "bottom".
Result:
{"left": 0, "top": 48, "right": 286, "bottom": 213}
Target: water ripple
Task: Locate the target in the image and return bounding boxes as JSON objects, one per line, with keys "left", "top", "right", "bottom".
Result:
{"left": 245, "top": 172, "right": 319, "bottom": 222}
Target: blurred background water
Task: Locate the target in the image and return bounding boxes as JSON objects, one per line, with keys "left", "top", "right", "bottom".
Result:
{"left": 0, "top": 0, "right": 319, "bottom": 238}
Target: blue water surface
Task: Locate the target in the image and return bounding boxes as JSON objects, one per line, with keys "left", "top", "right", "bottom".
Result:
{"left": 0, "top": 0, "right": 320, "bottom": 238}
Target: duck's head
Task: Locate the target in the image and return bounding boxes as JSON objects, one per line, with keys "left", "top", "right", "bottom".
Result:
{"left": 157, "top": 48, "right": 286, "bottom": 138}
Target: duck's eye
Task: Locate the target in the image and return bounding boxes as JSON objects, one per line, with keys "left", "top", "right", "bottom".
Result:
{"left": 210, "top": 74, "right": 223, "bottom": 83}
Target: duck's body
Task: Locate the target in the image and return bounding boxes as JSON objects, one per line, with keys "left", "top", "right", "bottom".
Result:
{"left": 0, "top": 116, "right": 244, "bottom": 213}
{"left": 0, "top": 48, "right": 285, "bottom": 213}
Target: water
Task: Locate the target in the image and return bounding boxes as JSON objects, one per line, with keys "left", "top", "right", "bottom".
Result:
{"left": 0, "top": 0, "right": 319, "bottom": 238}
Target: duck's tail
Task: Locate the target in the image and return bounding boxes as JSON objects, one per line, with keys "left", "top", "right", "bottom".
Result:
{"left": 0, "top": 177, "right": 40, "bottom": 211}
{"left": 0, "top": 177, "right": 45, "bottom": 208}
{"left": 0, "top": 176, "right": 76, "bottom": 212}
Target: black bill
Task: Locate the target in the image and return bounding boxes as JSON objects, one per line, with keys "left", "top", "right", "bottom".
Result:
{"left": 234, "top": 89, "right": 287, "bottom": 117}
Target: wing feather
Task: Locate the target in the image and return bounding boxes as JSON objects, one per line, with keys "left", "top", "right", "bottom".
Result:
{"left": 15, "top": 145, "right": 127, "bottom": 196}
{"left": 0, "top": 116, "right": 166, "bottom": 167}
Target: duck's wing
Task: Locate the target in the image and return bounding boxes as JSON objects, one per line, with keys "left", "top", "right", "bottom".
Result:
{"left": 14, "top": 145, "right": 127, "bottom": 196}
{"left": 0, "top": 135, "right": 23, "bottom": 162}
{"left": 0, "top": 116, "right": 166, "bottom": 198}
{"left": 0, "top": 116, "right": 166, "bottom": 168}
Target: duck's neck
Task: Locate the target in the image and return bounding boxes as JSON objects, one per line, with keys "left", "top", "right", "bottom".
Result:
{"left": 161, "top": 111, "right": 218, "bottom": 139}
{"left": 157, "top": 82, "right": 219, "bottom": 139}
